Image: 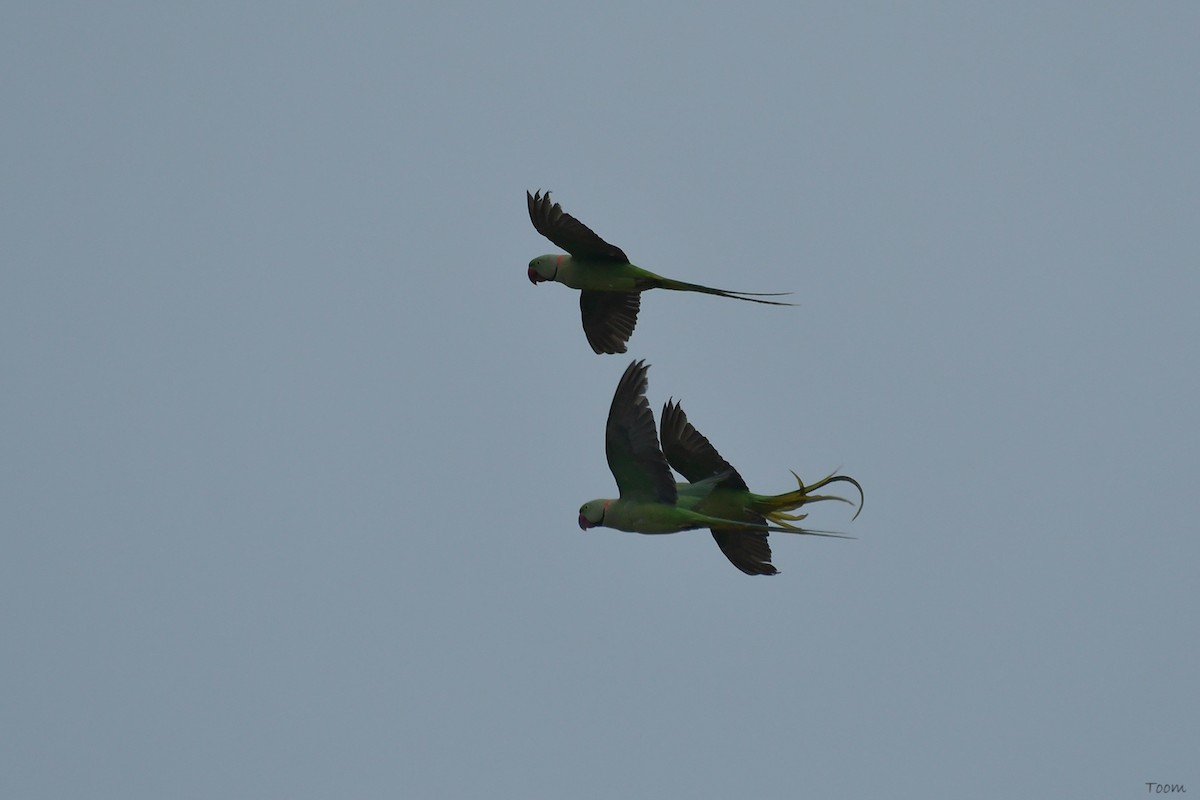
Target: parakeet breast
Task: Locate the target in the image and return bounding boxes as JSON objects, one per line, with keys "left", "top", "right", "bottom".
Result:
{"left": 554, "top": 257, "right": 650, "bottom": 292}
{"left": 602, "top": 501, "right": 696, "bottom": 534}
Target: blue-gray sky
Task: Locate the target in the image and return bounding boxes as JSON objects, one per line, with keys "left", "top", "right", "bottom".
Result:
{"left": 3, "top": 4, "right": 1197, "bottom": 798}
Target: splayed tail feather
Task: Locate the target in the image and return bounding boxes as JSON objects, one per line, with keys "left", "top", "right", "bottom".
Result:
{"left": 756, "top": 471, "right": 864, "bottom": 530}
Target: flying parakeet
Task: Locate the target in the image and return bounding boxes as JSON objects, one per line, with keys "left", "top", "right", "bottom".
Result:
{"left": 527, "top": 191, "right": 792, "bottom": 354}
{"left": 578, "top": 360, "right": 863, "bottom": 575}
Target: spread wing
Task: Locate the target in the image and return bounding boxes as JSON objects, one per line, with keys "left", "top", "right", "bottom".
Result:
{"left": 605, "top": 360, "right": 676, "bottom": 504}
{"left": 580, "top": 291, "right": 640, "bottom": 355}
{"left": 659, "top": 400, "right": 748, "bottom": 491}
{"left": 527, "top": 190, "right": 630, "bottom": 262}
{"left": 711, "top": 527, "right": 779, "bottom": 575}
{"left": 660, "top": 401, "right": 778, "bottom": 574}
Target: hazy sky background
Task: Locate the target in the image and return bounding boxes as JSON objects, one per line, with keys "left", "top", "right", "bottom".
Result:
{"left": 3, "top": 4, "right": 1197, "bottom": 798}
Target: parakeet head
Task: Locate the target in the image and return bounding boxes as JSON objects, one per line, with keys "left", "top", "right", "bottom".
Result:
{"left": 578, "top": 499, "right": 609, "bottom": 530}
{"left": 527, "top": 255, "right": 558, "bottom": 284}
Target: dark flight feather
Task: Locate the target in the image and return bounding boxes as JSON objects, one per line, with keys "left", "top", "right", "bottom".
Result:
{"left": 605, "top": 360, "right": 676, "bottom": 505}
{"left": 528, "top": 190, "right": 629, "bottom": 263}
{"left": 580, "top": 291, "right": 640, "bottom": 354}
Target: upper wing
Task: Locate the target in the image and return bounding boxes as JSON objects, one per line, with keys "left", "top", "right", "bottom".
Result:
{"left": 660, "top": 400, "right": 779, "bottom": 572}
{"left": 580, "top": 291, "right": 640, "bottom": 354}
{"left": 527, "top": 190, "right": 630, "bottom": 262}
{"left": 659, "top": 400, "right": 748, "bottom": 491}
{"left": 711, "top": 527, "right": 779, "bottom": 575}
{"left": 605, "top": 360, "right": 676, "bottom": 504}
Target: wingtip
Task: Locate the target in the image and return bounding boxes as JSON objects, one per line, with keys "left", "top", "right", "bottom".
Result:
{"left": 614, "top": 359, "right": 651, "bottom": 403}
{"left": 660, "top": 397, "right": 686, "bottom": 427}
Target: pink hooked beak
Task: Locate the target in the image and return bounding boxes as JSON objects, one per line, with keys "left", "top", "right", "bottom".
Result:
{"left": 578, "top": 514, "right": 595, "bottom": 530}
{"left": 527, "top": 266, "right": 545, "bottom": 284}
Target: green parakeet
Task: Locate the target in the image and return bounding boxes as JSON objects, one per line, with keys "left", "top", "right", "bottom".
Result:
{"left": 578, "top": 360, "right": 863, "bottom": 575}
{"left": 527, "top": 191, "right": 792, "bottom": 354}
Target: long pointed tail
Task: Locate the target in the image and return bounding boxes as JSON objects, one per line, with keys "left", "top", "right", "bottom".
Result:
{"left": 754, "top": 471, "right": 864, "bottom": 530}
{"left": 657, "top": 277, "right": 794, "bottom": 306}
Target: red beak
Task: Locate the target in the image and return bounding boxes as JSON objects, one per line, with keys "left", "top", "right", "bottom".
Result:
{"left": 578, "top": 514, "right": 594, "bottom": 530}
{"left": 528, "top": 266, "right": 543, "bottom": 284}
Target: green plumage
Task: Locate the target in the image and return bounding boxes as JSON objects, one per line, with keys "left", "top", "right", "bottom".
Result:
{"left": 527, "top": 191, "right": 792, "bottom": 354}
{"left": 580, "top": 360, "right": 862, "bottom": 575}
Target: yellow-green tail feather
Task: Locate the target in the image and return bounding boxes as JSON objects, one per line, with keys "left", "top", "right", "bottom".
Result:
{"left": 756, "top": 471, "right": 864, "bottom": 529}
